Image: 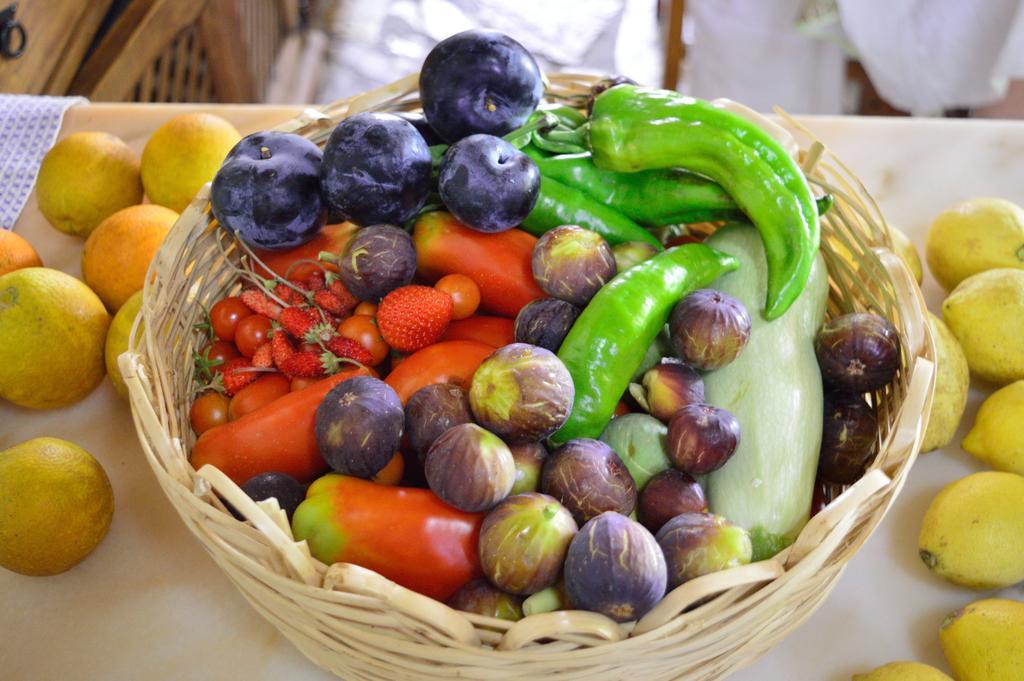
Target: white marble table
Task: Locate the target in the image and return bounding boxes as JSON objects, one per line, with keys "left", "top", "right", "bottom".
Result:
{"left": 2, "top": 105, "right": 1020, "bottom": 681}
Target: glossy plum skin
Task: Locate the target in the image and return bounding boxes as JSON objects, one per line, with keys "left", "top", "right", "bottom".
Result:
{"left": 211, "top": 132, "right": 325, "bottom": 250}
{"left": 541, "top": 438, "right": 637, "bottom": 525}
{"left": 320, "top": 112, "right": 432, "bottom": 226}
{"left": 419, "top": 29, "right": 544, "bottom": 142}
{"left": 314, "top": 376, "right": 404, "bottom": 478}
{"left": 338, "top": 224, "right": 417, "bottom": 301}
{"left": 393, "top": 111, "right": 443, "bottom": 146}
{"left": 513, "top": 298, "right": 581, "bottom": 352}
{"left": 439, "top": 134, "right": 540, "bottom": 233}
{"left": 564, "top": 512, "right": 667, "bottom": 623}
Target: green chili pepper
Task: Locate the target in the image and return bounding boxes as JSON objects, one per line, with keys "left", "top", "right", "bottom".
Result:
{"left": 523, "top": 146, "right": 744, "bottom": 226}
{"left": 551, "top": 243, "right": 739, "bottom": 444}
{"left": 585, "top": 85, "right": 820, "bottom": 320}
{"left": 521, "top": 174, "right": 663, "bottom": 250}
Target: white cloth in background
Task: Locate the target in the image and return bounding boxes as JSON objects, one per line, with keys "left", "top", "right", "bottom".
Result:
{"left": 838, "top": 0, "right": 1024, "bottom": 114}
{"left": 684, "top": 0, "right": 847, "bottom": 114}
{"left": 0, "top": 95, "right": 86, "bottom": 230}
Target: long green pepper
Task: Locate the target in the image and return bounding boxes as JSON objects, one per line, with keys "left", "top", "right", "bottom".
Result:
{"left": 586, "top": 85, "right": 820, "bottom": 320}
{"left": 551, "top": 243, "right": 739, "bottom": 444}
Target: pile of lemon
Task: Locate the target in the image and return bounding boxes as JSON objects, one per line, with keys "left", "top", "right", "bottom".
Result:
{"left": 855, "top": 198, "right": 1024, "bottom": 681}
{"left": 0, "top": 113, "right": 241, "bottom": 578}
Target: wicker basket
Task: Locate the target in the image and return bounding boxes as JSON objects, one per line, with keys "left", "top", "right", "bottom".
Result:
{"left": 122, "top": 73, "right": 935, "bottom": 681}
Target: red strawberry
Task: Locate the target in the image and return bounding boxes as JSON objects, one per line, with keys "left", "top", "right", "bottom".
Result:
{"left": 329, "top": 279, "right": 359, "bottom": 310}
{"left": 279, "top": 306, "right": 320, "bottom": 340}
{"left": 240, "top": 289, "right": 282, "bottom": 320}
{"left": 303, "top": 271, "right": 326, "bottom": 292}
{"left": 274, "top": 282, "right": 306, "bottom": 306}
{"left": 251, "top": 341, "right": 273, "bottom": 368}
{"left": 324, "top": 336, "right": 374, "bottom": 366}
{"left": 271, "top": 328, "right": 295, "bottom": 368}
{"left": 219, "top": 358, "right": 259, "bottom": 395}
{"left": 376, "top": 285, "right": 453, "bottom": 353}
{"left": 279, "top": 351, "right": 327, "bottom": 378}
{"left": 314, "top": 289, "right": 357, "bottom": 316}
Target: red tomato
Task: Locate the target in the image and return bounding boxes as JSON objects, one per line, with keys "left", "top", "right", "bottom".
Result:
{"left": 337, "top": 314, "right": 389, "bottom": 366}
{"left": 228, "top": 373, "right": 291, "bottom": 420}
{"left": 202, "top": 340, "right": 241, "bottom": 367}
{"left": 190, "top": 391, "right": 230, "bottom": 434}
{"left": 435, "top": 274, "right": 480, "bottom": 320}
{"left": 354, "top": 301, "right": 378, "bottom": 317}
{"left": 235, "top": 314, "right": 272, "bottom": 357}
{"left": 210, "top": 296, "right": 252, "bottom": 341}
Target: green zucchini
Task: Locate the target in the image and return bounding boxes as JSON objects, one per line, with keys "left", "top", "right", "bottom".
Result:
{"left": 703, "top": 224, "right": 829, "bottom": 560}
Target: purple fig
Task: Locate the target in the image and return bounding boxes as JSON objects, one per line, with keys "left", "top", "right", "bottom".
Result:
{"left": 531, "top": 225, "right": 616, "bottom": 306}
{"left": 666, "top": 403, "right": 740, "bottom": 475}
{"left": 513, "top": 298, "right": 580, "bottom": 352}
{"left": 509, "top": 442, "right": 548, "bottom": 495}
{"left": 425, "top": 423, "right": 515, "bottom": 512}
{"left": 656, "top": 512, "right": 752, "bottom": 589}
{"left": 541, "top": 438, "right": 637, "bottom": 524}
{"left": 631, "top": 360, "right": 705, "bottom": 423}
{"left": 669, "top": 289, "right": 751, "bottom": 370}
{"left": 315, "top": 376, "right": 404, "bottom": 478}
{"left": 405, "top": 383, "right": 473, "bottom": 460}
{"left": 612, "top": 240, "right": 658, "bottom": 272}
{"left": 637, "top": 469, "right": 707, "bottom": 533}
{"left": 446, "top": 579, "right": 524, "bottom": 621}
{"left": 818, "top": 393, "right": 878, "bottom": 484}
{"left": 815, "top": 312, "right": 901, "bottom": 393}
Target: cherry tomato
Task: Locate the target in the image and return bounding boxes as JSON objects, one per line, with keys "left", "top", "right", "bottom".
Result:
{"left": 203, "top": 340, "right": 241, "bottom": 368}
{"left": 337, "top": 314, "right": 389, "bottom": 366}
{"left": 228, "top": 373, "right": 291, "bottom": 421}
{"left": 190, "top": 391, "right": 230, "bottom": 434}
{"left": 435, "top": 273, "right": 480, "bottom": 320}
{"left": 354, "top": 301, "right": 378, "bottom": 317}
{"left": 371, "top": 452, "right": 405, "bottom": 486}
{"left": 235, "top": 314, "right": 272, "bottom": 357}
{"left": 290, "top": 376, "right": 319, "bottom": 392}
{"left": 210, "top": 296, "right": 252, "bottom": 341}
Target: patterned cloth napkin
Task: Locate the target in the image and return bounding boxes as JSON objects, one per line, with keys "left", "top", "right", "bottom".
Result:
{"left": 0, "top": 94, "right": 86, "bottom": 230}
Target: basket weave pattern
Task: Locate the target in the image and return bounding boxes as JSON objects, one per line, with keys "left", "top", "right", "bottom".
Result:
{"left": 123, "top": 74, "right": 935, "bottom": 681}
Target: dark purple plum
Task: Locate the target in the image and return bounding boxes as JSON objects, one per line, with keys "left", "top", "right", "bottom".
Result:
{"left": 479, "top": 493, "right": 578, "bottom": 595}
{"left": 419, "top": 29, "right": 544, "bottom": 142}
{"left": 446, "top": 578, "right": 524, "bottom": 621}
{"left": 637, "top": 469, "right": 707, "bottom": 534}
{"left": 532, "top": 225, "right": 617, "bottom": 306}
{"left": 338, "top": 224, "right": 417, "bottom": 301}
{"left": 315, "top": 376, "right": 404, "bottom": 478}
{"left": 425, "top": 423, "right": 515, "bottom": 512}
{"left": 818, "top": 393, "right": 878, "bottom": 485}
{"left": 656, "top": 512, "right": 752, "bottom": 589}
{"left": 320, "top": 112, "right": 432, "bottom": 226}
{"left": 405, "top": 383, "right": 473, "bottom": 460}
{"left": 612, "top": 240, "right": 658, "bottom": 272}
{"left": 564, "top": 512, "right": 666, "bottom": 622}
{"left": 513, "top": 298, "right": 580, "bottom": 352}
{"left": 632, "top": 361, "right": 705, "bottom": 423}
{"left": 509, "top": 442, "right": 548, "bottom": 495}
{"left": 815, "top": 312, "right": 901, "bottom": 393}
{"left": 541, "top": 438, "right": 637, "bottom": 525}
{"left": 439, "top": 134, "right": 539, "bottom": 233}
{"left": 469, "top": 343, "right": 574, "bottom": 443}
{"left": 240, "top": 472, "right": 307, "bottom": 521}
{"left": 393, "top": 111, "right": 443, "bottom": 146}
{"left": 667, "top": 403, "right": 740, "bottom": 475}
{"left": 211, "top": 131, "right": 325, "bottom": 250}
{"left": 669, "top": 289, "right": 751, "bottom": 370}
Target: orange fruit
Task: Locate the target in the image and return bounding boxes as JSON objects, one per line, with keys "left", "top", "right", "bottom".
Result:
{"left": 0, "top": 230, "right": 42, "bottom": 276}
{"left": 36, "top": 131, "right": 143, "bottom": 237}
{"left": 82, "top": 204, "right": 177, "bottom": 311}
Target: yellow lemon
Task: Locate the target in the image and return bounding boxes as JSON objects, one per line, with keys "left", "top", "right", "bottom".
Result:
{"left": 962, "top": 380, "right": 1024, "bottom": 474}
{"left": 940, "top": 599, "right": 1024, "bottom": 681}
{"left": 36, "top": 131, "right": 143, "bottom": 237}
{"left": 852, "top": 661, "right": 953, "bottom": 681}
{"left": 81, "top": 204, "right": 176, "bottom": 311}
{"left": 105, "top": 289, "right": 143, "bottom": 400}
{"left": 141, "top": 113, "right": 240, "bottom": 212}
{"left": 918, "top": 471, "right": 1024, "bottom": 589}
{"left": 0, "top": 267, "right": 109, "bottom": 409}
{"left": 941, "top": 268, "right": 1024, "bottom": 385}
{"left": 0, "top": 437, "right": 113, "bottom": 575}
{"left": 890, "top": 225, "right": 924, "bottom": 284}
{"left": 926, "top": 197, "right": 1024, "bottom": 291}
{"left": 921, "top": 313, "right": 970, "bottom": 453}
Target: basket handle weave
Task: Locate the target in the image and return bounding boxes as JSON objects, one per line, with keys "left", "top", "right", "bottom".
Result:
{"left": 497, "top": 610, "right": 625, "bottom": 651}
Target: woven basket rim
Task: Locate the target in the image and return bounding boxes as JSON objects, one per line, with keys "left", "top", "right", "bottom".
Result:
{"left": 121, "top": 72, "right": 936, "bottom": 679}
